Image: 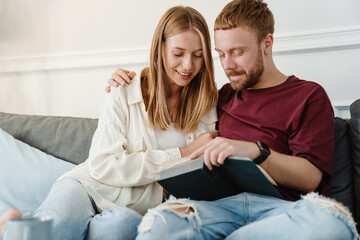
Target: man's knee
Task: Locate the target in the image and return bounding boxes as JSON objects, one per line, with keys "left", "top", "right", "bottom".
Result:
{"left": 300, "top": 193, "right": 359, "bottom": 239}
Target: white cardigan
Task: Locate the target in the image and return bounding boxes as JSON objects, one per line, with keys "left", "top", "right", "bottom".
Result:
{"left": 62, "top": 73, "right": 217, "bottom": 215}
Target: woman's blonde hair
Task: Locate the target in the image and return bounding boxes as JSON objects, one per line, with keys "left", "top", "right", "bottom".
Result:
{"left": 142, "top": 6, "right": 217, "bottom": 133}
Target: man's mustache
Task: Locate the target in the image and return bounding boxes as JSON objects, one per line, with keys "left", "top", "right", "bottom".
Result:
{"left": 226, "top": 70, "right": 246, "bottom": 77}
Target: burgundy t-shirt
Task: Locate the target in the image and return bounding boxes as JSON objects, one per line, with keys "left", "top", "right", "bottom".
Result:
{"left": 217, "top": 75, "right": 334, "bottom": 201}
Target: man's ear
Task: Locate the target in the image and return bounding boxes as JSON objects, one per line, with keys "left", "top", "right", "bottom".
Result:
{"left": 263, "top": 34, "right": 274, "bottom": 55}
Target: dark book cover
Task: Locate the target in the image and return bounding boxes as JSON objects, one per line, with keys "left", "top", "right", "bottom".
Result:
{"left": 157, "top": 156, "right": 282, "bottom": 201}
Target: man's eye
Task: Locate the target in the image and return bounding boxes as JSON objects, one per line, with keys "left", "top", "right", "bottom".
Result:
{"left": 233, "top": 51, "right": 243, "bottom": 56}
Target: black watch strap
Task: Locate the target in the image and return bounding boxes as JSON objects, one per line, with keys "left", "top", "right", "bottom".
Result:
{"left": 253, "top": 141, "right": 270, "bottom": 165}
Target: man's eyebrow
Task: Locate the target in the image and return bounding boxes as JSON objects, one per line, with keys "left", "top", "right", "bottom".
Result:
{"left": 214, "top": 46, "right": 248, "bottom": 52}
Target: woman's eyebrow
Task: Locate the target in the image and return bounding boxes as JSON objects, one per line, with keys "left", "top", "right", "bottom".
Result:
{"left": 173, "top": 47, "right": 203, "bottom": 52}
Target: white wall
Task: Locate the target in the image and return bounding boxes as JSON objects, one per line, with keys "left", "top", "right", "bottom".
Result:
{"left": 0, "top": 0, "right": 359, "bottom": 118}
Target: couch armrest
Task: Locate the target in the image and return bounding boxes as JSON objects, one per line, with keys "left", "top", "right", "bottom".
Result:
{"left": 331, "top": 117, "right": 354, "bottom": 214}
{"left": 350, "top": 99, "right": 360, "bottom": 229}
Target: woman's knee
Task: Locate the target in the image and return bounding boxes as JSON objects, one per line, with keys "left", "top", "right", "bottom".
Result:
{"left": 87, "top": 207, "right": 142, "bottom": 240}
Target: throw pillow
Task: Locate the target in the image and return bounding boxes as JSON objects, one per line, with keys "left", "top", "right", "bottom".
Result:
{"left": 0, "top": 128, "right": 75, "bottom": 217}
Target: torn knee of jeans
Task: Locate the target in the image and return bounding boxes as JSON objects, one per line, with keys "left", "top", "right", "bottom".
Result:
{"left": 161, "top": 201, "right": 195, "bottom": 215}
{"left": 303, "top": 193, "right": 351, "bottom": 219}
{"left": 303, "top": 192, "right": 359, "bottom": 239}
{"left": 138, "top": 200, "right": 199, "bottom": 233}
{"left": 138, "top": 209, "right": 157, "bottom": 233}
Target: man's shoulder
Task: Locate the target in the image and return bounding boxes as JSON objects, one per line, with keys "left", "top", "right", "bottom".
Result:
{"left": 288, "top": 75, "right": 324, "bottom": 89}
{"left": 108, "top": 72, "right": 143, "bottom": 105}
{"left": 288, "top": 76, "right": 328, "bottom": 97}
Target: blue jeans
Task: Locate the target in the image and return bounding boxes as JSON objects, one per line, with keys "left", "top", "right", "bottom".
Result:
{"left": 137, "top": 193, "right": 358, "bottom": 240}
{"left": 2, "top": 177, "right": 142, "bottom": 240}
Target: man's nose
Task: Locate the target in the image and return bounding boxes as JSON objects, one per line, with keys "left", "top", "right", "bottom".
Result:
{"left": 221, "top": 55, "right": 236, "bottom": 70}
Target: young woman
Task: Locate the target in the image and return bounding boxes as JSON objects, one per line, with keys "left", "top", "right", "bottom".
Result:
{"left": 0, "top": 6, "right": 218, "bottom": 240}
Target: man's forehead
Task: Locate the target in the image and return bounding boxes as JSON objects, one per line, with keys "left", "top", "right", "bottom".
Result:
{"left": 214, "top": 27, "right": 257, "bottom": 50}
{"left": 214, "top": 26, "right": 255, "bottom": 38}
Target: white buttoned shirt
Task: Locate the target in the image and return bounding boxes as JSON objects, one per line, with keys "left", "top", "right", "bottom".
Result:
{"left": 62, "top": 72, "right": 217, "bottom": 215}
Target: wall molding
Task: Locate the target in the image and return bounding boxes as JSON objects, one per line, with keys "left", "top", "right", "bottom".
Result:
{"left": 1, "top": 25, "right": 360, "bottom": 73}
{"left": 273, "top": 25, "right": 360, "bottom": 55}
{"left": 0, "top": 48, "right": 150, "bottom": 73}
{"left": 333, "top": 101, "right": 353, "bottom": 119}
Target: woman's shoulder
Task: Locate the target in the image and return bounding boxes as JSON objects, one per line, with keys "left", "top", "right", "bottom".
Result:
{"left": 200, "top": 107, "right": 218, "bottom": 124}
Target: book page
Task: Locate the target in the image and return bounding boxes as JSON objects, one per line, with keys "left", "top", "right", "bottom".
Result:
{"left": 161, "top": 157, "right": 192, "bottom": 171}
{"left": 256, "top": 165, "right": 278, "bottom": 186}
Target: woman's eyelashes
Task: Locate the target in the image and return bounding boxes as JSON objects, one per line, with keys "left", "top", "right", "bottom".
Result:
{"left": 172, "top": 52, "right": 203, "bottom": 58}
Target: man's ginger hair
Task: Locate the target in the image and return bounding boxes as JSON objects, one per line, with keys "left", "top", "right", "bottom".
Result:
{"left": 215, "top": 0, "right": 274, "bottom": 43}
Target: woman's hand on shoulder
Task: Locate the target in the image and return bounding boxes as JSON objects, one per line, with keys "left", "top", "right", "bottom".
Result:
{"left": 105, "top": 68, "right": 136, "bottom": 93}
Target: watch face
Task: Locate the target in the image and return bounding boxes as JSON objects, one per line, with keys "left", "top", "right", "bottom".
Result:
{"left": 259, "top": 141, "right": 270, "bottom": 154}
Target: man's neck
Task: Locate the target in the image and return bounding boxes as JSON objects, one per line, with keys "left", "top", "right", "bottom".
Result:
{"left": 251, "top": 62, "right": 287, "bottom": 90}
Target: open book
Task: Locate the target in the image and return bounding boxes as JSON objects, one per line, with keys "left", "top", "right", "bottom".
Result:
{"left": 158, "top": 156, "right": 282, "bottom": 201}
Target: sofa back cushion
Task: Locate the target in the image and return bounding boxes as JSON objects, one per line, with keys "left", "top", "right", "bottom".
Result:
{"left": 331, "top": 117, "right": 354, "bottom": 214}
{"left": 0, "top": 112, "right": 98, "bottom": 165}
{"left": 350, "top": 99, "right": 360, "bottom": 227}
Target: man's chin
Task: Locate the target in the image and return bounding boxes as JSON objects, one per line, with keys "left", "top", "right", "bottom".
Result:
{"left": 230, "top": 80, "right": 244, "bottom": 91}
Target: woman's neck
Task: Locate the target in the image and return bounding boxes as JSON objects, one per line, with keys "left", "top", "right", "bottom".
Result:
{"left": 165, "top": 82, "right": 182, "bottom": 114}
{"left": 166, "top": 90, "right": 181, "bottom": 114}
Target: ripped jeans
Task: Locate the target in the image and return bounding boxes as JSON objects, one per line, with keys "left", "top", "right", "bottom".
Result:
{"left": 137, "top": 192, "right": 358, "bottom": 240}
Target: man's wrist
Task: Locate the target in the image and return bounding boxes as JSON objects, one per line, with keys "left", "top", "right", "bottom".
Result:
{"left": 253, "top": 141, "right": 270, "bottom": 165}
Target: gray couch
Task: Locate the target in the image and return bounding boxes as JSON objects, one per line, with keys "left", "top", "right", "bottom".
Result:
{"left": 0, "top": 99, "right": 359, "bottom": 231}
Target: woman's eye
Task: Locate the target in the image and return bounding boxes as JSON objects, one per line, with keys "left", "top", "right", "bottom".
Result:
{"left": 174, "top": 53, "right": 182, "bottom": 57}
{"left": 194, "top": 55, "right": 203, "bottom": 58}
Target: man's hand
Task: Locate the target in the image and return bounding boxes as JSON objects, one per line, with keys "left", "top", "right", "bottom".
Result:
{"left": 179, "top": 131, "right": 219, "bottom": 158}
{"left": 190, "top": 137, "right": 323, "bottom": 192}
{"left": 105, "top": 68, "right": 136, "bottom": 93}
{"left": 189, "top": 137, "right": 259, "bottom": 170}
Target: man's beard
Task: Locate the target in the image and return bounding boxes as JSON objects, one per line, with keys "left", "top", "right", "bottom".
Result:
{"left": 227, "top": 49, "right": 264, "bottom": 91}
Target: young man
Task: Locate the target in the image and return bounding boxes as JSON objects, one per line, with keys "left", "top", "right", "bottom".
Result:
{"left": 108, "top": 1, "right": 358, "bottom": 239}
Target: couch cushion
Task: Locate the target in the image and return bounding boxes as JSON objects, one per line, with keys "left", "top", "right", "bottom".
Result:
{"left": 350, "top": 99, "right": 360, "bottom": 227}
{"left": 0, "top": 112, "right": 98, "bottom": 165}
{"left": 331, "top": 117, "right": 354, "bottom": 214}
{"left": 0, "top": 128, "right": 75, "bottom": 216}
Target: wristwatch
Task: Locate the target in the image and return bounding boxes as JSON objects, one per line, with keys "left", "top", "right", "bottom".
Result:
{"left": 253, "top": 141, "right": 270, "bottom": 165}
